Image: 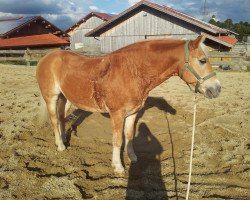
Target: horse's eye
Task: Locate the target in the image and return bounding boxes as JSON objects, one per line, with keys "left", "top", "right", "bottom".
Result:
{"left": 199, "top": 58, "right": 207, "bottom": 64}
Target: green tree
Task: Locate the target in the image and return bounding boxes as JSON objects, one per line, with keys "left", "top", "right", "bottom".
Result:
{"left": 208, "top": 17, "right": 250, "bottom": 42}
{"left": 208, "top": 18, "right": 217, "bottom": 26}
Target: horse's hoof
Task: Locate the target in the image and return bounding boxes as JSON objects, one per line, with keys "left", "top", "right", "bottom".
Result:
{"left": 128, "top": 153, "right": 137, "bottom": 162}
{"left": 112, "top": 164, "right": 125, "bottom": 174}
{"left": 57, "top": 144, "right": 66, "bottom": 151}
{"left": 114, "top": 167, "right": 125, "bottom": 175}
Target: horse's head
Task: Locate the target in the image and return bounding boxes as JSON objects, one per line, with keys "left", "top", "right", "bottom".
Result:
{"left": 179, "top": 36, "right": 221, "bottom": 99}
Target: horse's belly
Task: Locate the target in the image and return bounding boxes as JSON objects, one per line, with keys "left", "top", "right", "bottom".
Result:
{"left": 60, "top": 78, "right": 106, "bottom": 113}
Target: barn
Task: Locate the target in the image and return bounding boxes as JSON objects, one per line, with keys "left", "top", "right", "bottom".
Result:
{"left": 0, "top": 16, "right": 69, "bottom": 50}
{"left": 65, "top": 12, "right": 113, "bottom": 51}
{"left": 86, "top": 0, "right": 237, "bottom": 53}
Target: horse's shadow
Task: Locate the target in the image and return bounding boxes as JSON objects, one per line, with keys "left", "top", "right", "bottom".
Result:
{"left": 65, "top": 97, "right": 178, "bottom": 199}
{"left": 65, "top": 97, "right": 176, "bottom": 138}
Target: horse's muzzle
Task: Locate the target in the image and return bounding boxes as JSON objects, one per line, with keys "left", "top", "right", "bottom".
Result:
{"left": 204, "top": 82, "right": 221, "bottom": 99}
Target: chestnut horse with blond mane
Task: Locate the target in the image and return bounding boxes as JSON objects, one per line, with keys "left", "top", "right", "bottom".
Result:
{"left": 36, "top": 36, "right": 221, "bottom": 174}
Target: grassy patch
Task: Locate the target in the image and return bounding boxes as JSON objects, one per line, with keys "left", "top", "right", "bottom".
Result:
{"left": 247, "top": 66, "right": 250, "bottom": 72}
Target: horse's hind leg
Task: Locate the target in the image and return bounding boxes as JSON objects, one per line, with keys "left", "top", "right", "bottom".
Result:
{"left": 57, "top": 94, "right": 67, "bottom": 144}
{"left": 45, "top": 93, "right": 67, "bottom": 151}
{"left": 110, "top": 111, "right": 125, "bottom": 174}
{"left": 124, "top": 113, "right": 137, "bottom": 162}
{"left": 64, "top": 100, "right": 72, "bottom": 118}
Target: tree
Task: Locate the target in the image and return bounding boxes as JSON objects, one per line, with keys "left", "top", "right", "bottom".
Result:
{"left": 208, "top": 18, "right": 217, "bottom": 26}
{"left": 208, "top": 18, "right": 250, "bottom": 42}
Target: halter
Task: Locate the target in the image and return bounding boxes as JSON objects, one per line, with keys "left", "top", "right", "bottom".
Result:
{"left": 179, "top": 40, "right": 216, "bottom": 93}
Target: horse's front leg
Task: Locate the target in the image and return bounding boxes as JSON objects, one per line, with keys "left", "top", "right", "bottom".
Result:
{"left": 110, "top": 110, "right": 125, "bottom": 174}
{"left": 124, "top": 113, "right": 138, "bottom": 162}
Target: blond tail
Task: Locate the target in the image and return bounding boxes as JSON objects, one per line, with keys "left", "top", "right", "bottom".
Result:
{"left": 36, "top": 95, "right": 49, "bottom": 127}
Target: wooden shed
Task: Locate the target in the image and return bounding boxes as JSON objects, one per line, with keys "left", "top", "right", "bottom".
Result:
{"left": 0, "top": 16, "right": 69, "bottom": 50}
{"left": 65, "top": 12, "right": 113, "bottom": 51}
{"left": 86, "top": 0, "right": 237, "bottom": 53}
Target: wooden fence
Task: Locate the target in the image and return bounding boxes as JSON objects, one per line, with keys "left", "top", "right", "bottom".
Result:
{"left": 0, "top": 49, "right": 247, "bottom": 67}
{"left": 0, "top": 49, "right": 49, "bottom": 66}
{"left": 208, "top": 51, "right": 246, "bottom": 66}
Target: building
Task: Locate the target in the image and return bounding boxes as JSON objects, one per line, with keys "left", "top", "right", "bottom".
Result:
{"left": 86, "top": 0, "right": 237, "bottom": 53}
{"left": 65, "top": 12, "right": 113, "bottom": 50}
{"left": 0, "top": 16, "right": 69, "bottom": 50}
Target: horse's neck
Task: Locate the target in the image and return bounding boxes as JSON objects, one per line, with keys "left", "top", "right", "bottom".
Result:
{"left": 137, "top": 49, "right": 181, "bottom": 91}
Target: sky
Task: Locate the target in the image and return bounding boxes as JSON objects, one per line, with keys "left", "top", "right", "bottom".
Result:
{"left": 0, "top": 0, "right": 249, "bottom": 30}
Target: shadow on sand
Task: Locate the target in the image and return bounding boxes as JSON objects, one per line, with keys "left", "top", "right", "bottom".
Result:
{"left": 126, "top": 97, "right": 178, "bottom": 200}
{"left": 65, "top": 97, "right": 179, "bottom": 199}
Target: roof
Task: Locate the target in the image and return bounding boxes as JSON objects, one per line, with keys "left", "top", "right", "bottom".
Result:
{"left": 86, "top": 0, "right": 230, "bottom": 37}
{"left": 0, "top": 34, "right": 69, "bottom": 49}
{"left": 0, "top": 16, "right": 36, "bottom": 35}
{"left": 0, "top": 16, "right": 68, "bottom": 38}
{"left": 0, "top": 16, "right": 24, "bottom": 22}
{"left": 91, "top": 12, "right": 113, "bottom": 21}
{"left": 65, "top": 12, "right": 113, "bottom": 33}
{"left": 203, "top": 33, "right": 238, "bottom": 47}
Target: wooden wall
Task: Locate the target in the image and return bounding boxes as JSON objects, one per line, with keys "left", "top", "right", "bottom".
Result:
{"left": 69, "top": 16, "right": 104, "bottom": 50}
{"left": 99, "top": 8, "right": 201, "bottom": 53}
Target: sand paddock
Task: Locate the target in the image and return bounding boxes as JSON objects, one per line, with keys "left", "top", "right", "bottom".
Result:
{"left": 0, "top": 64, "right": 249, "bottom": 199}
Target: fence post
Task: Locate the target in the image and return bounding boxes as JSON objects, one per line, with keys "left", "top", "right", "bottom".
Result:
{"left": 24, "top": 48, "right": 31, "bottom": 66}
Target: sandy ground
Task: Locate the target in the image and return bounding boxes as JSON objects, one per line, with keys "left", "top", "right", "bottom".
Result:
{"left": 0, "top": 64, "right": 249, "bottom": 200}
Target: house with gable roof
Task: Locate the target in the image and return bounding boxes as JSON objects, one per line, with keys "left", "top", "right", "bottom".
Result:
{"left": 65, "top": 12, "right": 113, "bottom": 50}
{"left": 86, "top": 0, "right": 238, "bottom": 53}
{"left": 0, "top": 16, "right": 69, "bottom": 50}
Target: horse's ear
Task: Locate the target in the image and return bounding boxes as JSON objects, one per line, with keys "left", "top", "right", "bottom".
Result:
{"left": 190, "top": 35, "right": 206, "bottom": 49}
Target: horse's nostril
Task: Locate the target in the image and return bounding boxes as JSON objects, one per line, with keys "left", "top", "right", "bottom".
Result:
{"left": 217, "top": 85, "right": 221, "bottom": 93}
{"left": 218, "top": 85, "right": 221, "bottom": 93}
{"left": 205, "top": 89, "right": 213, "bottom": 99}
{"left": 205, "top": 85, "right": 221, "bottom": 99}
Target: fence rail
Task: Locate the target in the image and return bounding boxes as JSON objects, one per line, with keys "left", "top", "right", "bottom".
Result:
{"left": 0, "top": 49, "right": 247, "bottom": 66}
{"left": 0, "top": 49, "right": 50, "bottom": 66}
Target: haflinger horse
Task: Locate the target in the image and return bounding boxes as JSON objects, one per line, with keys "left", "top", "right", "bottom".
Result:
{"left": 36, "top": 35, "right": 221, "bottom": 174}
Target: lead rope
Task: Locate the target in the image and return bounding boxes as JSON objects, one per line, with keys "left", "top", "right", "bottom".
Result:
{"left": 185, "top": 93, "right": 197, "bottom": 200}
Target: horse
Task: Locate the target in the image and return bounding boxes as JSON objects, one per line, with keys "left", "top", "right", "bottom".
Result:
{"left": 36, "top": 35, "right": 221, "bottom": 174}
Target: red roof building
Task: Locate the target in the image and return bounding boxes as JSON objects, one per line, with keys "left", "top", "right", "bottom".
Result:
{"left": 0, "top": 34, "right": 69, "bottom": 49}
{"left": 0, "top": 16, "right": 69, "bottom": 50}
{"left": 203, "top": 33, "right": 238, "bottom": 49}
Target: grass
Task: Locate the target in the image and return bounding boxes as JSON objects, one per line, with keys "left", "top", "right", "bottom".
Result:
{"left": 247, "top": 66, "right": 250, "bottom": 72}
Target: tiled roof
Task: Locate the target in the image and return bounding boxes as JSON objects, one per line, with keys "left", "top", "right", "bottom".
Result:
{"left": 203, "top": 33, "right": 238, "bottom": 47}
{"left": 65, "top": 12, "right": 113, "bottom": 33}
{"left": 0, "top": 34, "right": 69, "bottom": 49}
{"left": 91, "top": 12, "right": 113, "bottom": 21}
{"left": 217, "top": 36, "right": 238, "bottom": 46}
{"left": 86, "top": 0, "right": 230, "bottom": 37}
{"left": 145, "top": 0, "right": 227, "bottom": 33}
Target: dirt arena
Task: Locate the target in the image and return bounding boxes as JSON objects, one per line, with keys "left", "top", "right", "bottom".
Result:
{"left": 0, "top": 64, "right": 249, "bottom": 199}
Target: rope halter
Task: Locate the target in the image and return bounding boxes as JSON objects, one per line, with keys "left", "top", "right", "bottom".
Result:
{"left": 179, "top": 40, "right": 216, "bottom": 93}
